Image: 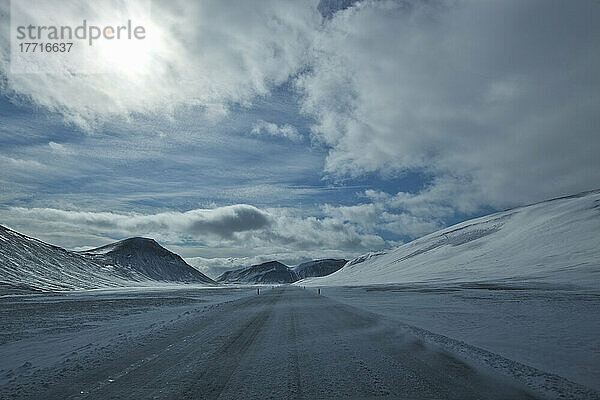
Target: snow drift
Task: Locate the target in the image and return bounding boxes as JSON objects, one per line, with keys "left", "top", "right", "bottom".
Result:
{"left": 0, "top": 226, "right": 215, "bottom": 291}
{"left": 298, "top": 191, "right": 600, "bottom": 289}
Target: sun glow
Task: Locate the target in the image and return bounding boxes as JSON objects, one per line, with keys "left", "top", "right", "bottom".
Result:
{"left": 91, "top": 5, "right": 156, "bottom": 77}
{"left": 10, "top": 0, "right": 161, "bottom": 76}
{"left": 94, "top": 25, "right": 154, "bottom": 76}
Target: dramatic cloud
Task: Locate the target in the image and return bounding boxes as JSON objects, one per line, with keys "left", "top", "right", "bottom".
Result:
{"left": 7, "top": 205, "right": 273, "bottom": 241}
{"left": 251, "top": 120, "right": 302, "bottom": 142}
{"left": 297, "top": 0, "right": 600, "bottom": 212}
{"left": 0, "top": 0, "right": 320, "bottom": 128}
{"left": 3, "top": 0, "right": 597, "bottom": 210}
{"left": 2, "top": 204, "right": 384, "bottom": 249}
{"left": 3, "top": 190, "right": 458, "bottom": 278}
{"left": 1, "top": 0, "right": 598, "bottom": 271}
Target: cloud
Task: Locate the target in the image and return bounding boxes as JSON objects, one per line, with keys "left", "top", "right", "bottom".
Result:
{"left": 2, "top": 203, "right": 383, "bottom": 247}
{"left": 1, "top": 202, "right": 391, "bottom": 260}
{"left": 296, "top": 0, "right": 600, "bottom": 212}
{"left": 322, "top": 199, "right": 443, "bottom": 239}
{"left": 2, "top": 0, "right": 599, "bottom": 270}
{"left": 48, "top": 141, "right": 69, "bottom": 154}
{"left": 0, "top": 155, "right": 45, "bottom": 170}
{"left": 4, "top": 0, "right": 596, "bottom": 213}
{"left": 251, "top": 120, "right": 302, "bottom": 142}
{"left": 0, "top": 0, "right": 321, "bottom": 129}
{"left": 6, "top": 204, "right": 272, "bottom": 241}
{"left": 255, "top": 207, "right": 385, "bottom": 251}
{"left": 364, "top": 175, "right": 484, "bottom": 219}
{"left": 1, "top": 189, "right": 455, "bottom": 277}
{"left": 186, "top": 205, "right": 273, "bottom": 238}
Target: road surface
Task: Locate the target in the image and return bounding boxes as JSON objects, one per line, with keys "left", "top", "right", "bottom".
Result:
{"left": 1, "top": 286, "right": 539, "bottom": 399}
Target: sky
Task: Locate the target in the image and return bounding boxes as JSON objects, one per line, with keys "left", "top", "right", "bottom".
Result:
{"left": 0, "top": 0, "right": 599, "bottom": 278}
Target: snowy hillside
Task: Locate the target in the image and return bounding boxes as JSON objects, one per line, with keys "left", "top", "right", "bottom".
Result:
{"left": 294, "top": 259, "right": 347, "bottom": 279}
{"left": 299, "top": 191, "right": 600, "bottom": 288}
{"left": 217, "top": 261, "right": 299, "bottom": 284}
{"left": 0, "top": 226, "right": 215, "bottom": 291}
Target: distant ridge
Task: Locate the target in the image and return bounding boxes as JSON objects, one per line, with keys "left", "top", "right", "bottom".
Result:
{"left": 293, "top": 259, "right": 347, "bottom": 279}
{"left": 217, "top": 261, "right": 299, "bottom": 284}
{"left": 216, "top": 258, "right": 350, "bottom": 284}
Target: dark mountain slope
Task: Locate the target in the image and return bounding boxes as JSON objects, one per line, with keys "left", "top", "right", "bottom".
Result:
{"left": 83, "top": 237, "right": 214, "bottom": 284}
{"left": 294, "top": 258, "right": 347, "bottom": 279}
{"left": 217, "top": 261, "right": 299, "bottom": 284}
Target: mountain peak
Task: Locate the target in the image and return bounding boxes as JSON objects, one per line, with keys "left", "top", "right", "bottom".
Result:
{"left": 83, "top": 237, "right": 215, "bottom": 284}
{"left": 120, "top": 236, "right": 157, "bottom": 244}
{"left": 254, "top": 260, "right": 289, "bottom": 269}
{"left": 86, "top": 237, "right": 161, "bottom": 254}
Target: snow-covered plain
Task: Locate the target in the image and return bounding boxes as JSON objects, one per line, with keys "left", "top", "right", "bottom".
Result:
{"left": 0, "top": 287, "right": 256, "bottom": 392}
{"left": 2, "top": 287, "right": 573, "bottom": 400}
{"left": 300, "top": 190, "right": 600, "bottom": 288}
{"left": 1, "top": 285, "right": 598, "bottom": 399}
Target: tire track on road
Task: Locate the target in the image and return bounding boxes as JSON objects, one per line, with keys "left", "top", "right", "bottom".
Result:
{"left": 70, "top": 293, "right": 273, "bottom": 399}
{"left": 287, "top": 299, "right": 304, "bottom": 400}
{"left": 182, "top": 309, "right": 270, "bottom": 399}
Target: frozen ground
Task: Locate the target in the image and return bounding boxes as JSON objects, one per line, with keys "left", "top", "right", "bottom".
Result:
{"left": 318, "top": 283, "right": 600, "bottom": 393}
{"left": 1, "top": 286, "right": 598, "bottom": 399}
{"left": 0, "top": 285, "right": 251, "bottom": 346}
{"left": 0, "top": 286, "right": 254, "bottom": 394}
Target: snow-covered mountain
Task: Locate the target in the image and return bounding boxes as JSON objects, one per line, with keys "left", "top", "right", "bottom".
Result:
{"left": 216, "top": 258, "right": 349, "bottom": 284}
{"left": 0, "top": 226, "right": 215, "bottom": 291}
{"left": 298, "top": 191, "right": 600, "bottom": 289}
{"left": 294, "top": 259, "right": 347, "bottom": 279}
{"left": 217, "top": 261, "right": 299, "bottom": 284}
{"left": 81, "top": 238, "right": 215, "bottom": 284}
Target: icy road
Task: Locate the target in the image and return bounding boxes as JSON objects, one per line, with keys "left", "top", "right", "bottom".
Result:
{"left": 1, "top": 286, "right": 597, "bottom": 399}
